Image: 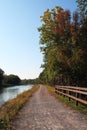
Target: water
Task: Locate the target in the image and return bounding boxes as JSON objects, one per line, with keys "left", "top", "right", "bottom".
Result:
{"left": 0, "top": 85, "right": 33, "bottom": 106}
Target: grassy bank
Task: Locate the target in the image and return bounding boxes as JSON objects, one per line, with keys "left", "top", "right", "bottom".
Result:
{"left": 46, "top": 85, "right": 87, "bottom": 115}
{"left": 0, "top": 85, "right": 40, "bottom": 130}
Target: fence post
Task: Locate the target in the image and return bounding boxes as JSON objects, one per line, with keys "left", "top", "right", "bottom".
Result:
{"left": 69, "top": 91, "right": 71, "bottom": 101}
{"left": 76, "top": 93, "right": 79, "bottom": 106}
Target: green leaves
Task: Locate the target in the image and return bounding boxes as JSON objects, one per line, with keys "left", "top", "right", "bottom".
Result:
{"left": 76, "top": 0, "right": 87, "bottom": 16}
{"left": 38, "top": 6, "right": 87, "bottom": 86}
{"left": 0, "top": 68, "right": 4, "bottom": 85}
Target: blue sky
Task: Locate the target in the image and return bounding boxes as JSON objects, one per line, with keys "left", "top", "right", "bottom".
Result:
{"left": 0, "top": 0, "right": 77, "bottom": 79}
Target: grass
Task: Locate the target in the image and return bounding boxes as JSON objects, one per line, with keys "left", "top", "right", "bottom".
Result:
{"left": 46, "top": 85, "right": 87, "bottom": 115}
{"left": 0, "top": 85, "right": 40, "bottom": 130}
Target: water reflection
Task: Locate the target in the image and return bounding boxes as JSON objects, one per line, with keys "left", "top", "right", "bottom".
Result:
{"left": 0, "top": 85, "right": 33, "bottom": 106}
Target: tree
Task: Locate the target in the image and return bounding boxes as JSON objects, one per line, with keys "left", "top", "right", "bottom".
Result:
{"left": 38, "top": 7, "right": 64, "bottom": 84}
{"left": 38, "top": 6, "right": 87, "bottom": 86}
{"left": 0, "top": 68, "right": 4, "bottom": 86}
{"left": 76, "top": 0, "right": 87, "bottom": 15}
{"left": 3, "top": 74, "right": 21, "bottom": 86}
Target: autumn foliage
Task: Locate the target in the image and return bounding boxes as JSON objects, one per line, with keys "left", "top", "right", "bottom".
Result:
{"left": 38, "top": 5, "right": 87, "bottom": 87}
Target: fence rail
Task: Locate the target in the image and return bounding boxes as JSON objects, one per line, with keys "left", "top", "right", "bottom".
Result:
{"left": 55, "top": 86, "right": 87, "bottom": 106}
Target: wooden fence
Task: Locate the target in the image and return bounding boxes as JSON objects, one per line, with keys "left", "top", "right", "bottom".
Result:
{"left": 55, "top": 86, "right": 87, "bottom": 106}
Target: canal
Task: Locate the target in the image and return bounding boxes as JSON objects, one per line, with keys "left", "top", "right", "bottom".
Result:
{"left": 0, "top": 84, "right": 33, "bottom": 106}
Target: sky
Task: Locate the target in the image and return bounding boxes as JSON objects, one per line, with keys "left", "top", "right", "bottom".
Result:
{"left": 0, "top": 0, "right": 77, "bottom": 79}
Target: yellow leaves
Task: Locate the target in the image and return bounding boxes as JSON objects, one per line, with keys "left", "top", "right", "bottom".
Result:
{"left": 41, "top": 9, "right": 51, "bottom": 23}
{"left": 55, "top": 6, "right": 63, "bottom": 13}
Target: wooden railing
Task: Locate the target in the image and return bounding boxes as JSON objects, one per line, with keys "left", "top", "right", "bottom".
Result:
{"left": 55, "top": 86, "right": 87, "bottom": 106}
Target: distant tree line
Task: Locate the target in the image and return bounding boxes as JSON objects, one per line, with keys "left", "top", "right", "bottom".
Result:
{"left": 0, "top": 68, "right": 43, "bottom": 90}
{"left": 0, "top": 68, "right": 21, "bottom": 89}
{"left": 38, "top": 1, "right": 87, "bottom": 87}
{"left": 21, "top": 78, "right": 43, "bottom": 85}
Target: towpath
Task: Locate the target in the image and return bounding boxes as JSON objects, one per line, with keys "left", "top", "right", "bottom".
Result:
{"left": 10, "top": 85, "right": 87, "bottom": 130}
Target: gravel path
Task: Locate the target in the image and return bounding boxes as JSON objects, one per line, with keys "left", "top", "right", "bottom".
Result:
{"left": 10, "top": 85, "right": 87, "bottom": 130}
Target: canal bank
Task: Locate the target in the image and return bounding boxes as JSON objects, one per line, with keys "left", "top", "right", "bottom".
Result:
{"left": 0, "top": 84, "right": 33, "bottom": 107}
{"left": 0, "top": 85, "right": 40, "bottom": 129}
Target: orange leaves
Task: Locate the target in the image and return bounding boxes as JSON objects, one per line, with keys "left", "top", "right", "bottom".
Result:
{"left": 55, "top": 26, "right": 64, "bottom": 35}
{"left": 55, "top": 10, "right": 71, "bottom": 36}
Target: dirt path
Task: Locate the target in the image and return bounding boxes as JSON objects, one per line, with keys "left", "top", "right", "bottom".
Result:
{"left": 10, "top": 85, "right": 87, "bottom": 130}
